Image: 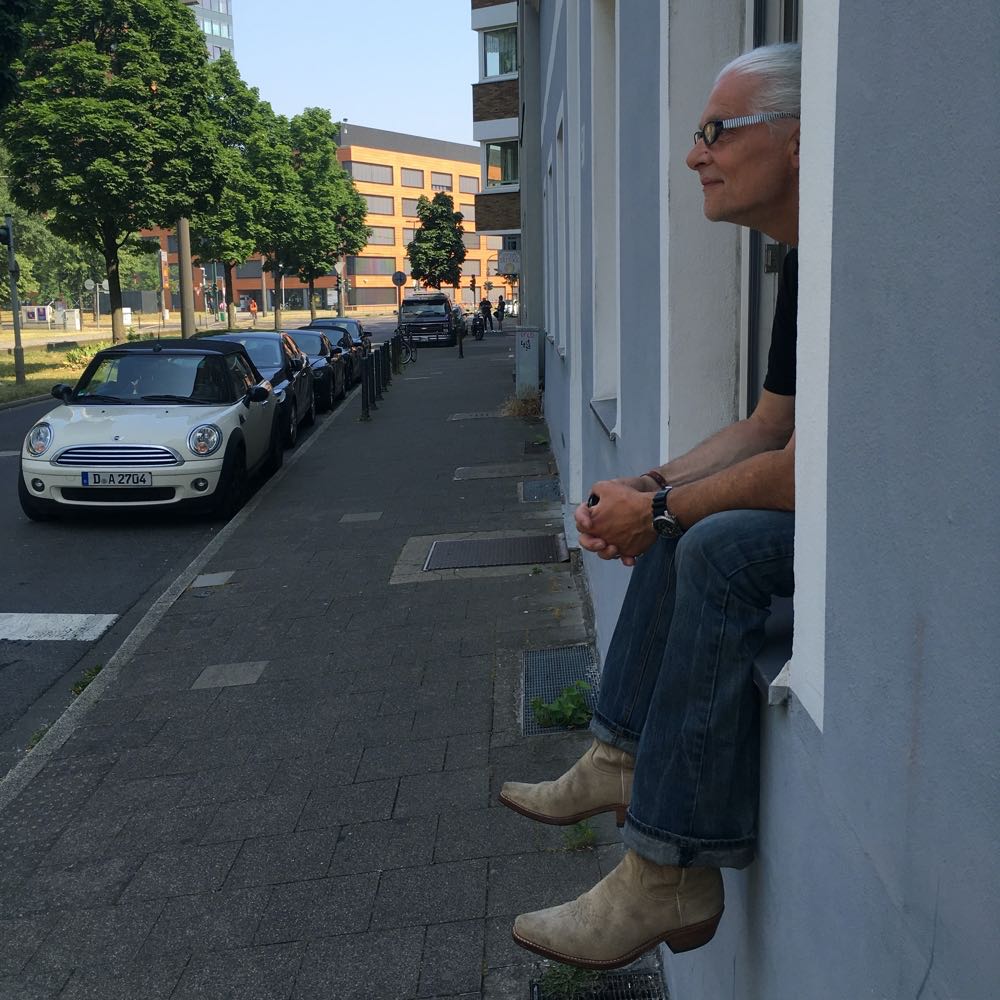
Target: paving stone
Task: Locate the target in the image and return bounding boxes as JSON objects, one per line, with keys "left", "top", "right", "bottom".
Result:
{"left": 254, "top": 873, "right": 377, "bottom": 944}
{"left": 410, "top": 704, "right": 493, "bottom": 740}
{"left": 122, "top": 842, "right": 242, "bottom": 900}
{"left": 132, "top": 688, "right": 222, "bottom": 721}
{"left": 419, "top": 919, "right": 485, "bottom": 997}
{"left": 371, "top": 860, "right": 487, "bottom": 929}
{"left": 327, "top": 816, "right": 437, "bottom": 875}
{"left": 191, "top": 571, "right": 235, "bottom": 588}
{"left": 434, "top": 806, "right": 562, "bottom": 863}
{"left": 265, "top": 745, "right": 363, "bottom": 796}
{"left": 225, "top": 830, "right": 339, "bottom": 889}
{"left": 192, "top": 660, "right": 268, "bottom": 689}
{"left": 179, "top": 760, "right": 280, "bottom": 806}
{"left": 59, "top": 956, "right": 188, "bottom": 1000}
{"left": 295, "top": 778, "right": 398, "bottom": 831}
{"left": 43, "top": 811, "right": 130, "bottom": 867}
{"left": 446, "top": 734, "right": 491, "bottom": 771}
{"left": 141, "top": 887, "right": 270, "bottom": 956}
{"left": 334, "top": 710, "right": 416, "bottom": 745}
{"left": 167, "top": 736, "right": 255, "bottom": 774}
{"left": 199, "top": 792, "right": 308, "bottom": 844}
{"left": 486, "top": 851, "right": 603, "bottom": 917}
{"left": 55, "top": 719, "right": 165, "bottom": 759}
{"left": 173, "top": 942, "right": 304, "bottom": 1000}
{"left": 356, "top": 738, "right": 447, "bottom": 781}
{"left": 0, "top": 913, "right": 60, "bottom": 976}
{"left": 9, "top": 854, "right": 144, "bottom": 915}
{"left": 394, "top": 767, "right": 491, "bottom": 818}
{"left": 81, "top": 774, "right": 192, "bottom": 817}
{"left": 115, "top": 802, "right": 217, "bottom": 853}
{"left": 27, "top": 900, "right": 164, "bottom": 971}
{"left": 484, "top": 915, "right": 525, "bottom": 970}
{"left": 292, "top": 927, "right": 424, "bottom": 1000}
{"left": 0, "top": 970, "right": 71, "bottom": 1000}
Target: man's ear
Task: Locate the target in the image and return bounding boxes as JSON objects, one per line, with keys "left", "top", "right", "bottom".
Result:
{"left": 789, "top": 126, "right": 800, "bottom": 170}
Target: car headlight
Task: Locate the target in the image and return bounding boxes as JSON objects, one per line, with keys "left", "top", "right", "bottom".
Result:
{"left": 25, "top": 422, "right": 53, "bottom": 457}
{"left": 188, "top": 424, "right": 223, "bottom": 457}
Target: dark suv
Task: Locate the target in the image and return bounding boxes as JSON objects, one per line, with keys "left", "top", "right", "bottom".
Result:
{"left": 399, "top": 292, "right": 457, "bottom": 347}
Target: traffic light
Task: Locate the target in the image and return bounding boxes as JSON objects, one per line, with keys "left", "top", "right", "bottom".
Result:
{"left": 0, "top": 223, "right": 9, "bottom": 246}
{"left": 469, "top": 274, "right": 476, "bottom": 292}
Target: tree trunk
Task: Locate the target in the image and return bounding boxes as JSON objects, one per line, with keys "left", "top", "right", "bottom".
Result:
{"left": 309, "top": 278, "right": 316, "bottom": 322}
{"left": 272, "top": 268, "right": 282, "bottom": 331}
{"left": 224, "top": 262, "right": 237, "bottom": 330}
{"left": 104, "top": 238, "right": 125, "bottom": 344}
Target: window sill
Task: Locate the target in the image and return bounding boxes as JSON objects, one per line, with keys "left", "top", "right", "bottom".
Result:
{"left": 479, "top": 71, "right": 519, "bottom": 84}
{"left": 589, "top": 397, "right": 618, "bottom": 440}
{"left": 482, "top": 183, "right": 520, "bottom": 194}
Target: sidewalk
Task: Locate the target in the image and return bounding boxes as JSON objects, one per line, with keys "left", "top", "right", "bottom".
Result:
{"left": 0, "top": 336, "right": 632, "bottom": 1000}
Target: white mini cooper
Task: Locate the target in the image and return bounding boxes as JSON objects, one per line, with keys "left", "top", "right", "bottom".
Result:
{"left": 18, "top": 340, "right": 283, "bottom": 521}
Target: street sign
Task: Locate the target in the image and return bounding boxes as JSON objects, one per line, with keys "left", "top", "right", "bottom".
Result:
{"left": 498, "top": 250, "right": 520, "bottom": 275}
{"left": 101, "top": 279, "right": 109, "bottom": 293}
{"left": 84, "top": 279, "right": 95, "bottom": 291}
{"left": 391, "top": 270, "right": 407, "bottom": 287}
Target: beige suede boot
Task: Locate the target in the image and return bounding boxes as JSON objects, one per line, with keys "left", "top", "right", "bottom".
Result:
{"left": 512, "top": 849, "right": 724, "bottom": 969}
{"left": 499, "top": 738, "right": 634, "bottom": 827}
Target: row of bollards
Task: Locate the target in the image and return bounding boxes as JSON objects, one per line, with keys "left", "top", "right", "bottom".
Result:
{"left": 359, "top": 335, "right": 400, "bottom": 422}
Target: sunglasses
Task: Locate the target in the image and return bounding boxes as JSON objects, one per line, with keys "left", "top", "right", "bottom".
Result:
{"left": 693, "top": 112, "right": 799, "bottom": 147}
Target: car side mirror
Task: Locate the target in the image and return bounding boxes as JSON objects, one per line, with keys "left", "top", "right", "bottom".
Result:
{"left": 331, "top": 347, "right": 342, "bottom": 355}
{"left": 290, "top": 357, "right": 305, "bottom": 371}
{"left": 247, "top": 384, "right": 269, "bottom": 403}
{"left": 51, "top": 384, "right": 72, "bottom": 402}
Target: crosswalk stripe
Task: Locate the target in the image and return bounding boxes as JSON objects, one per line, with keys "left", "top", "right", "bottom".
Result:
{"left": 0, "top": 613, "right": 118, "bottom": 641}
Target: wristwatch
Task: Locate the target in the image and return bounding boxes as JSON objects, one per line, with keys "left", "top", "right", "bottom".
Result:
{"left": 651, "top": 487, "right": 684, "bottom": 538}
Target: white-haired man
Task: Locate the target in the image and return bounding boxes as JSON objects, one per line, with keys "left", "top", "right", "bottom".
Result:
{"left": 500, "top": 43, "right": 801, "bottom": 968}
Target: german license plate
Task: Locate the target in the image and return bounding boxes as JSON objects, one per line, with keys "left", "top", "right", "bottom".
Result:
{"left": 81, "top": 471, "right": 152, "bottom": 487}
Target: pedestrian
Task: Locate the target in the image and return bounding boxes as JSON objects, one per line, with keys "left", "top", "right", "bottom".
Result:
{"left": 500, "top": 42, "right": 801, "bottom": 969}
{"left": 496, "top": 295, "right": 506, "bottom": 331}
{"left": 479, "top": 296, "right": 493, "bottom": 332}
{"left": 249, "top": 298, "right": 258, "bottom": 327}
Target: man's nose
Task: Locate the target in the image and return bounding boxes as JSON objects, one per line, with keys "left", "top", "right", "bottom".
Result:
{"left": 686, "top": 141, "right": 709, "bottom": 171}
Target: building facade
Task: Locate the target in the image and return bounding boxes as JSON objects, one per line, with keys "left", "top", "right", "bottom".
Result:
{"left": 181, "top": 0, "right": 235, "bottom": 61}
{"left": 517, "top": 1, "right": 999, "bottom": 998}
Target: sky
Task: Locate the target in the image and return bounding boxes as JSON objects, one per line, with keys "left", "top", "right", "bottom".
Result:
{"left": 232, "top": 0, "right": 480, "bottom": 147}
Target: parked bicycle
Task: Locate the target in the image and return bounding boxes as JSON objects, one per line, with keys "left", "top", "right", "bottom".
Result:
{"left": 397, "top": 327, "right": 417, "bottom": 365}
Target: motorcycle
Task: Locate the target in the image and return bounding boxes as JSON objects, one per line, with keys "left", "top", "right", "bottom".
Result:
{"left": 471, "top": 313, "right": 485, "bottom": 340}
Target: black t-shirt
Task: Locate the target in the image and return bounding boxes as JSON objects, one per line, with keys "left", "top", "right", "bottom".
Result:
{"left": 762, "top": 248, "right": 798, "bottom": 396}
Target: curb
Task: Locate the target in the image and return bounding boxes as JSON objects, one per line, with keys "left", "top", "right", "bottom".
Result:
{"left": 0, "top": 393, "right": 49, "bottom": 412}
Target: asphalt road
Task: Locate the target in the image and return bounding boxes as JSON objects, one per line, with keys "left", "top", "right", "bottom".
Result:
{"left": 0, "top": 319, "right": 398, "bottom": 779}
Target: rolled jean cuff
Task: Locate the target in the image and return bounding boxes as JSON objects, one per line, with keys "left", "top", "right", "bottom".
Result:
{"left": 589, "top": 712, "right": 640, "bottom": 757}
{"left": 623, "top": 810, "right": 756, "bottom": 870}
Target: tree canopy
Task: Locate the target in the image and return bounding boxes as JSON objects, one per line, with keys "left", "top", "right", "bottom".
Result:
{"left": 2, "top": 0, "right": 221, "bottom": 340}
{"left": 407, "top": 193, "right": 467, "bottom": 290}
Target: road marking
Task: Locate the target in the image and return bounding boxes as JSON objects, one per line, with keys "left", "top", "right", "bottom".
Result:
{"left": 0, "top": 613, "right": 118, "bottom": 641}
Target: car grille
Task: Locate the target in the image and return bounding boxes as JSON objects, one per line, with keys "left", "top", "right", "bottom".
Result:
{"left": 54, "top": 446, "right": 181, "bottom": 467}
{"left": 60, "top": 487, "right": 177, "bottom": 503}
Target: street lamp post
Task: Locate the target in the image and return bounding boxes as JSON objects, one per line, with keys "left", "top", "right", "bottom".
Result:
{"left": 1, "top": 215, "right": 25, "bottom": 385}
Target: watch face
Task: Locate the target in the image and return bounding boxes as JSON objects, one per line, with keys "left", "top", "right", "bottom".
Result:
{"left": 652, "top": 513, "right": 682, "bottom": 538}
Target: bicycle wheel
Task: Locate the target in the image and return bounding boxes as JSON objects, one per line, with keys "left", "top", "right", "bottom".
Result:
{"left": 400, "top": 340, "right": 414, "bottom": 365}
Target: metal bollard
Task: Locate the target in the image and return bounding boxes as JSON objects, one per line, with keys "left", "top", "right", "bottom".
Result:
{"left": 367, "top": 348, "right": 378, "bottom": 409}
{"left": 374, "top": 348, "right": 384, "bottom": 400}
{"left": 360, "top": 353, "right": 371, "bottom": 421}
{"left": 382, "top": 343, "right": 392, "bottom": 387}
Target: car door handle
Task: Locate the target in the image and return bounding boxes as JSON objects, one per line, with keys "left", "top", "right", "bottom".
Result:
{"left": 239, "top": 414, "right": 245, "bottom": 424}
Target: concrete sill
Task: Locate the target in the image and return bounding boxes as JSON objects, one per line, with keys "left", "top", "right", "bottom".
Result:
{"left": 589, "top": 397, "right": 618, "bottom": 440}
{"left": 753, "top": 596, "right": 793, "bottom": 705}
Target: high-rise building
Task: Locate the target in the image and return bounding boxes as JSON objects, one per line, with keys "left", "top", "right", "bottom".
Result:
{"left": 181, "top": 0, "right": 234, "bottom": 61}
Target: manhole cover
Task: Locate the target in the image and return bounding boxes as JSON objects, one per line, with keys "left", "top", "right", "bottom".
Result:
{"left": 520, "top": 478, "right": 561, "bottom": 502}
{"left": 424, "top": 534, "right": 568, "bottom": 571}
{"left": 454, "top": 461, "right": 549, "bottom": 480}
{"left": 530, "top": 971, "right": 665, "bottom": 999}
{"left": 522, "top": 645, "right": 600, "bottom": 736}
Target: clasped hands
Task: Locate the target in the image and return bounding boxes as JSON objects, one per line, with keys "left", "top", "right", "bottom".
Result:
{"left": 574, "top": 478, "right": 658, "bottom": 566}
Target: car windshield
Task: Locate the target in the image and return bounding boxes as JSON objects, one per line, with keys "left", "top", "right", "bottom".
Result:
{"left": 233, "top": 339, "right": 282, "bottom": 368}
{"left": 75, "top": 354, "right": 230, "bottom": 404}
{"left": 289, "top": 332, "right": 324, "bottom": 355}
{"left": 402, "top": 302, "right": 447, "bottom": 318}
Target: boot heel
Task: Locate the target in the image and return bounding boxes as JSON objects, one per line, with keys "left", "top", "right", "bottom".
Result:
{"left": 614, "top": 805, "right": 627, "bottom": 827}
{"left": 664, "top": 909, "right": 724, "bottom": 954}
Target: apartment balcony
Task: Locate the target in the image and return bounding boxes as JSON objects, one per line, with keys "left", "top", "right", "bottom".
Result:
{"left": 472, "top": 78, "right": 518, "bottom": 125}
{"left": 475, "top": 189, "right": 520, "bottom": 233}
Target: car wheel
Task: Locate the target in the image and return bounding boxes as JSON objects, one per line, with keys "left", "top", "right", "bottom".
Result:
{"left": 303, "top": 388, "right": 316, "bottom": 427}
{"left": 262, "top": 414, "right": 283, "bottom": 477}
{"left": 17, "top": 469, "right": 57, "bottom": 521}
{"left": 283, "top": 400, "right": 298, "bottom": 448}
{"left": 209, "top": 442, "right": 248, "bottom": 520}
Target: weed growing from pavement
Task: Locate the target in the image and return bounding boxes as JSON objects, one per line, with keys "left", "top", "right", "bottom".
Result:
{"left": 537, "top": 963, "right": 601, "bottom": 998}
{"left": 25, "top": 724, "right": 50, "bottom": 751}
{"left": 531, "top": 680, "right": 592, "bottom": 729}
{"left": 562, "top": 820, "right": 596, "bottom": 851}
{"left": 501, "top": 392, "right": 542, "bottom": 418}
{"left": 71, "top": 665, "right": 103, "bottom": 697}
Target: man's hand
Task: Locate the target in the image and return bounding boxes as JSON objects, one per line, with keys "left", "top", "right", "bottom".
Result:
{"left": 575, "top": 479, "right": 658, "bottom": 563}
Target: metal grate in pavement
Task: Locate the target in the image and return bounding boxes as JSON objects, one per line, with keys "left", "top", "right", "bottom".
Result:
{"left": 424, "top": 534, "right": 568, "bottom": 571}
{"left": 519, "top": 478, "right": 561, "bottom": 503}
{"left": 447, "top": 410, "right": 502, "bottom": 420}
{"left": 530, "top": 971, "right": 666, "bottom": 999}
{"left": 522, "top": 644, "right": 600, "bottom": 736}
{"left": 454, "top": 460, "right": 549, "bottom": 480}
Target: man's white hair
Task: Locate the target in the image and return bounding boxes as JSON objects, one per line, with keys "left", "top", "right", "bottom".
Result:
{"left": 717, "top": 42, "right": 801, "bottom": 118}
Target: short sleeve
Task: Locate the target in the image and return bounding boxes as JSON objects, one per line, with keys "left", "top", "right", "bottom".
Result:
{"left": 762, "top": 248, "right": 798, "bottom": 396}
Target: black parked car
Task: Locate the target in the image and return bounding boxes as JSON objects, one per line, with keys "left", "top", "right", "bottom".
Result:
{"left": 299, "top": 320, "right": 364, "bottom": 385}
{"left": 287, "top": 329, "right": 346, "bottom": 411}
{"left": 202, "top": 332, "right": 315, "bottom": 447}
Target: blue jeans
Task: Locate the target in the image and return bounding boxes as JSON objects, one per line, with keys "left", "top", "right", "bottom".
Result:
{"left": 590, "top": 509, "right": 795, "bottom": 869}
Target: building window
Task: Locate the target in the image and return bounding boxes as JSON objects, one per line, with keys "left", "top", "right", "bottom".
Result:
{"left": 486, "top": 141, "right": 518, "bottom": 186}
{"left": 236, "top": 259, "right": 262, "bottom": 278}
{"left": 402, "top": 228, "right": 416, "bottom": 244}
{"left": 462, "top": 258, "right": 481, "bottom": 274}
{"left": 401, "top": 198, "right": 421, "bottom": 217}
{"left": 459, "top": 175, "right": 479, "bottom": 194}
{"left": 484, "top": 26, "right": 517, "bottom": 77}
{"left": 460, "top": 203, "right": 475, "bottom": 223}
{"left": 347, "top": 256, "right": 396, "bottom": 276}
{"left": 345, "top": 161, "right": 393, "bottom": 185}
{"left": 363, "top": 194, "right": 393, "bottom": 215}
{"left": 349, "top": 287, "right": 397, "bottom": 307}
{"left": 401, "top": 168, "right": 424, "bottom": 188}
{"left": 211, "top": 45, "right": 224, "bottom": 59}
{"left": 367, "top": 226, "right": 395, "bottom": 245}
{"left": 462, "top": 233, "right": 481, "bottom": 251}
{"left": 431, "top": 171, "right": 453, "bottom": 192}
{"left": 486, "top": 235, "right": 503, "bottom": 250}
{"left": 167, "top": 234, "right": 178, "bottom": 253}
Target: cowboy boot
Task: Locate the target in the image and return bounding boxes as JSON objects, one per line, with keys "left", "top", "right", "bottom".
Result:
{"left": 499, "top": 738, "right": 634, "bottom": 827}
{"left": 512, "top": 849, "right": 724, "bottom": 969}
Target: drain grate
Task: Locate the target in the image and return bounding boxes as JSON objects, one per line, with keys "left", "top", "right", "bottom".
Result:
{"left": 530, "top": 971, "right": 665, "bottom": 999}
{"left": 522, "top": 644, "right": 599, "bottom": 736}
{"left": 448, "top": 410, "right": 502, "bottom": 421}
{"left": 519, "top": 478, "right": 561, "bottom": 503}
{"left": 424, "top": 534, "right": 568, "bottom": 571}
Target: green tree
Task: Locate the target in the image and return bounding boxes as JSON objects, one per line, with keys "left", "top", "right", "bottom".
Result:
{"left": 0, "top": 0, "right": 31, "bottom": 112}
{"left": 288, "top": 110, "right": 369, "bottom": 321}
{"left": 189, "top": 53, "right": 270, "bottom": 330}
{"left": 2, "top": 0, "right": 221, "bottom": 342}
{"left": 407, "top": 193, "right": 466, "bottom": 291}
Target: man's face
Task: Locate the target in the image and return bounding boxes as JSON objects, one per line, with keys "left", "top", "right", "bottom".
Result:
{"left": 686, "top": 70, "right": 799, "bottom": 237}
